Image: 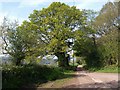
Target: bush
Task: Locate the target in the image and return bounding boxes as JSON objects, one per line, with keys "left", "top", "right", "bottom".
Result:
{"left": 2, "top": 64, "right": 63, "bottom": 88}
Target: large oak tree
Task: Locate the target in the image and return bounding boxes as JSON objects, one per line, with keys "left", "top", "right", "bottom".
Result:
{"left": 20, "top": 2, "right": 86, "bottom": 67}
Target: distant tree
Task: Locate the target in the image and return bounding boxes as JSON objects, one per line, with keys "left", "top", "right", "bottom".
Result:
{"left": 74, "top": 2, "right": 119, "bottom": 67}
{"left": 94, "top": 2, "right": 118, "bottom": 36}
{"left": 94, "top": 2, "right": 119, "bottom": 66}
{"left": 0, "top": 18, "right": 46, "bottom": 65}
{"left": 0, "top": 18, "right": 25, "bottom": 65}
{"left": 73, "top": 10, "right": 102, "bottom": 68}
{"left": 97, "top": 29, "right": 118, "bottom": 66}
{"left": 83, "top": 9, "right": 98, "bottom": 47}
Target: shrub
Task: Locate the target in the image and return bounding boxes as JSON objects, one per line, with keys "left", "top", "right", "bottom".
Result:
{"left": 2, "top": 64, "right": 63, "bottom": 88}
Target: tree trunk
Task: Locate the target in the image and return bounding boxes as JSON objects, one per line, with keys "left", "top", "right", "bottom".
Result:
{"left": 55, "top": 52, "right": 69, "bottom": 67}
{"left": 16, "top": 59, "right": 21, "bottom": 66}
{"left": 66, "top": 54, "right": 70, "bottom": 66}
{"left": 92, "top": 34, "right": 97, "bottom": 47}
{"left": 15, "top": 55, "right": 25, "bottom": 65}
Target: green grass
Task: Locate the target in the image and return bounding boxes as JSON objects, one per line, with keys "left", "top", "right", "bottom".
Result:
{"left": 63, "top": 69, "right": 74, "bottom": 74}
{"left": 88, "top": 65, "right": 119, "bottom": 73}
{"left": 38, "top": 69, "right": 76, "bottom": 88}
{"left": 69, "top": 62, "right": 78, "bottom": 67}
{"left": 96, "top": 65, "right": 119, "bottom": 73}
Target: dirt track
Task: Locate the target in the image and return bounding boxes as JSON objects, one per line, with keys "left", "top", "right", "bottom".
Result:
{"left": 63, "top": 71, "right": 119, "bottom": 88}
{"left": 34, "top": 71, "right": 119, "bottom": 89}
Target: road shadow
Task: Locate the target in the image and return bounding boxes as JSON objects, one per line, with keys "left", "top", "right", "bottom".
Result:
{"left": 20, "top": 71, "right": 87, "bottom": 90}
{"left": 62, "top": 80, "right": 120, "bottom": 89}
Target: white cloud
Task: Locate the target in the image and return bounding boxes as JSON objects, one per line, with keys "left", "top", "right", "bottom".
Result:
{"left": 76, "top": 2, "right": 97, "bottom": 10}
{"left": 0, "top": 0, "right": 20, "bottom": 2}
{"left": 18, "top": 0, "right": 46, "bottom": 8}
{"left": 75, "top": 0, "right": 115, "bottom": 11}
{"left": 0, "top": 11, "right": 8, "bottom": 24}
{"left": 0, "top": 0, "right": 116, "bottom": 25}
{"left": 0, "top": 3, "right": 2, "bottom": 11}
{"left": 0, "top": 11, "right": 25, "bottom": 25}
{"left": 75, "top": 0, "right": 108, "bottom": 11}
{"left": 17, "top": 0, "right": 116, "bottom": 8}
{"left": 0, "top": 0, "right": 116, "bottom": 3}
{"left": 7, "top": 15, "right": 25, "bottom": 25}
{"left": 18, "top": 0, "right": 68, "bottom": 8}
{"left": 0, "top": 0, "right": 116, "bottom": 8}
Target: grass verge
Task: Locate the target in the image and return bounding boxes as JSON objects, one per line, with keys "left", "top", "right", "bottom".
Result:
{"left": 88, "top": 65, "right": 119, "bottom": 73}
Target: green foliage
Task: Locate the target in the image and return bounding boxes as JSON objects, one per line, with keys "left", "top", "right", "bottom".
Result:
{"left": 1, "top": 1, "right": 118, "bottom": 71}
{"left": 1, "top": 2, "right": 86, "bottom": 67}
{"left": 28, "top": 2, "right": 85, "bottom": 53}
{"left": 18, "top": 21, "right": 46, "bottom": 64}
{"left": 97, "top": 65, "right": 119, "bottom": 73}
{"left": 74, "top": 2, "right": 119, "bottom": 68}
{"left": 76, "top": 57, "right": 85, "bottom": 65}
{"left": 97, "top": 29, "right": 118, "bottom": 66}
{"left": 73, "top": 9, "right": 101, "bottom": 68}
{"left": 2, "top": 64, "right": 63, "bottom": 88}
{"left": 0, "top": 18, "right": 46, "bottom": 65}
{"left": 0, "top": 18, "right": 26, "bottom": 65}
{"left": 76, "top": 57, "right": 82, "bottom": 65}
{"left": 95, "top": 2, "right": 119, "bottom": 66}
{"left": 74, "top": 35, "right": 102, "bottom": 68}
{"left": 19, "top": 2, "right": 86, "bottom": 67}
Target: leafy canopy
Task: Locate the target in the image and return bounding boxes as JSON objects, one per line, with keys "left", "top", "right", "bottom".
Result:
{"left": 21, "top": 2, "right": 86, "bottom": 55}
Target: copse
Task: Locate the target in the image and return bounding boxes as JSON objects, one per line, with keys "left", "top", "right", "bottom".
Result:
{"left": 73, "top": 2, "right": 119, "bottom": 68}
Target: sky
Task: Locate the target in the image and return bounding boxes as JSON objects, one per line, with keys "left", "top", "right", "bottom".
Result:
{"left": 0, "top": 0, "right": 115, "bottom": 25}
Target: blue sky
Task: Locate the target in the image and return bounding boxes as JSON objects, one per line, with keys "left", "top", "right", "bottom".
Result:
{"left": 0, "top": 0, "right": 114, "bottom": 24}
